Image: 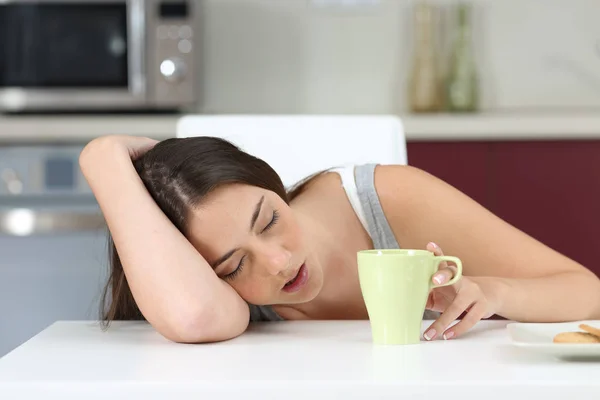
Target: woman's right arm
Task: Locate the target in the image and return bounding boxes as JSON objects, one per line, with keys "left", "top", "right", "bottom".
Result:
{"left": 79, "top": 135, "right": 250, "bottom": 343}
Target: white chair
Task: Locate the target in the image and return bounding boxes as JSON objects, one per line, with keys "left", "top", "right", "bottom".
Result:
{"left": 176, "top": 115, "right": 407, "bottom": 189}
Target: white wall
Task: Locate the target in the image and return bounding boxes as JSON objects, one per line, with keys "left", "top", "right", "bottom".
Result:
{"left": 197, "top": 0, "right": 600, "bottom": 114}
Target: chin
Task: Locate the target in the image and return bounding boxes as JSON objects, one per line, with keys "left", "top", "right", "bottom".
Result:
{"left": 303, "top": 287, "right": 322, "bottom": 303}
{"left": 275, "top": 279, "right": 323, "bottom": 306}
{"left": 298, "top": 273, "right": 324, "bottom": 303}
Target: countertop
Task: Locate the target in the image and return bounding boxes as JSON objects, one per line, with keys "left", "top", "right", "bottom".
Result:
{"left": 402, "top": 111, "right": 600, "bottom": 140}
{"left": 0, "top": 115, "right": 180, "bottom": 143}
{"left": 0, "top": 111, "right": 600, "bottom": 143}
{"left": 0, "top": 320, "right": 598, "bottom": 400}
{"left": 2, "top": 112, "right": 600, "bottom": 143}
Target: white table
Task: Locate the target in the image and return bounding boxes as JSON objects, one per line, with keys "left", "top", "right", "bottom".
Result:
{"left": 0, "top": 320, "right": 598, "bottom": 399}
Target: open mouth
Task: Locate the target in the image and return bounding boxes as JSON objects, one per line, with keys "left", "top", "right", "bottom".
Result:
{"left": 282, "top": 263, "right": 308, "bottom": 293}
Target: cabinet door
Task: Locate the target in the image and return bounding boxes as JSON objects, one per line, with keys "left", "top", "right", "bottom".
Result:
{"left": 491, "top": 141, "right": 600, "bottom": 276}
{"left": 407, "top": 142, "right": 490, "bottom": 208}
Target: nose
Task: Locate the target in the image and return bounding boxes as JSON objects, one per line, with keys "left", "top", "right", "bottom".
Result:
{"left": 255, "top": 244, "right": 292, "bottom": 276}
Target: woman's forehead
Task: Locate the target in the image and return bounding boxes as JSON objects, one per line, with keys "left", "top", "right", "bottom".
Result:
{"left": 200, "top": 183, "right": 266, "bottom": 210}
{"left": 188, "top": 184, "right": 272, "bottom": 234}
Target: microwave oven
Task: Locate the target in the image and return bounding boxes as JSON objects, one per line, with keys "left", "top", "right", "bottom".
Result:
{"left": 0, "top": 0, "right": 198, "bottom": 112}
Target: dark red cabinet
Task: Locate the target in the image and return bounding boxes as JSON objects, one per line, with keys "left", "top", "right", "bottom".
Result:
{"left": 407, "top": 142, "right": 490, "bottom": 207}
{"left": 490, "top": 141, "right": 600, "bottom": 275}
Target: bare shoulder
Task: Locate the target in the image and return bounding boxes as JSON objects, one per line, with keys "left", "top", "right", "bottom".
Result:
{"left": 374, "top": 164, "right": 456, "bottom": 198}
{"left": 373, "top": 164, "right": 459, "bottom": 224}
{"left": 374, "top": 164, "right": 440, "bottom": 203}
{"left": 373, "top": 165, "right": 446, "bottom": 245}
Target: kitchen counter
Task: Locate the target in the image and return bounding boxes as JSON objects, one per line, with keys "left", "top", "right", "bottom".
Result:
{"left": 0, "top": 320, "right": 598, "bottom": 400}
{"left": 0, "top": 115, "right": 180, "bottom": 143}
{"left": 402, "top": 111, "right": 600, "bottom": 141}
{"left": 2, "top": 112, "right": 600, "bottom": 143}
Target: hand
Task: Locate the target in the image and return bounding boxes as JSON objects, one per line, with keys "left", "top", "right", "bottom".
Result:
{"left": 83, "top": 135, "right": 159, "bottom": 162}
{"left": 112, "top": 135, "right": 160, "bottom": 160}
{"left": 423, "top": 242, "right": 503, "bottom": 340}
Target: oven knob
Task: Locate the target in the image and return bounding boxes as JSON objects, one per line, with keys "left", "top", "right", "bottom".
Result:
{"left": 159, "top": 58, "right": 187, "bottom": 82}
{"left": 1, "top": 169, "right": 23, "bottom": 195}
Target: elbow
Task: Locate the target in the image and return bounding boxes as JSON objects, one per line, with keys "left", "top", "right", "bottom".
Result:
{"left": 574, "top": 269, "right": 600, "bottom": 320}
{"left": 162, "top": 307, "right": 218, "bottom": 344}
{"left": 78, "top": 136, "right": 118, "bottom": 174}
{"left": 588, "top": 282, "right": 600, "bottom": 320}
{"left": 160, "top": 305, "right": 240, "bottom": 344}
{"left": 586, "top": 296, "right": 600, "bottom": 321}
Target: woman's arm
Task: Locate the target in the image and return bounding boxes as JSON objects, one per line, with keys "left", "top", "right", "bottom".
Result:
{"left": 79, "top": 136, "right": 250, "bottom": 343}
{"left": 476, "top": 273, "right": 600, "bottom": 322}
{"left": 376, "top": 165, "right": 600, "bottom": 322}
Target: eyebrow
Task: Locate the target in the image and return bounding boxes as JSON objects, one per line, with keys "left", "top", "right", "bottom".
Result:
{"left": 249, "top": 196, "right": 264, "bottom": 232}
{"left": 210, "top": 196, "right": 265, "bottom": 270}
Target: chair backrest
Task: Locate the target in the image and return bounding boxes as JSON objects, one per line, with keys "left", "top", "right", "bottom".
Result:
{"left": 176, "top": 115, "right": 407, "bottom": 188}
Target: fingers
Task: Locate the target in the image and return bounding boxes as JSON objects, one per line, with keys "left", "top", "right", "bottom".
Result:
{"left": 423, "top": 291, "right": 472, "bottom": 341}
{"left": 427, "top": 242, "right": 457, "bottom": 286}
{"left": 442, "top": 301, "right": 488, "bottom": 340}
{"left": 432, "top": 268, "right": 454, "bottom": 286}
{"left": 128, "top": 137, "right": 159, "bottom": 160}
{"left": 427, "top": 242, "right": 447, "bottom": 269}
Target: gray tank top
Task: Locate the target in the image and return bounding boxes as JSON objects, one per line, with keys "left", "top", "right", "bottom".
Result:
{"left": 248, "top": 163, "right": 439, "bottom": 321}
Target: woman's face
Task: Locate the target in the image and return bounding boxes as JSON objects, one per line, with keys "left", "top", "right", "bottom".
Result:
{"left": 186, "top": 183, "right": 323, "bottom": 306}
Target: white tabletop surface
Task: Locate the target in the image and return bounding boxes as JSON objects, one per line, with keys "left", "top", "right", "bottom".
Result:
{"left": 0, "top": 320, "right": 598, "bottom": 400}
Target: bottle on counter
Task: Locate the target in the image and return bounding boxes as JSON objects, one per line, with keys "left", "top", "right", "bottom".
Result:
{"left": 407, "top": 0, "right": 443, "bottom": 113}
{"left": 445, "top": 2, "right": 479, "bottom": 112}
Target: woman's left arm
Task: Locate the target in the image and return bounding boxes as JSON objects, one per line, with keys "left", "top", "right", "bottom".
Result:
{"left": 376, "top": 165, "right": 600, "bottom": 332}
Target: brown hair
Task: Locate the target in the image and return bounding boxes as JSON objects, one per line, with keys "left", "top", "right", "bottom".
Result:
{"left": 100, "top": 137, "right": 322, "bottom": 325}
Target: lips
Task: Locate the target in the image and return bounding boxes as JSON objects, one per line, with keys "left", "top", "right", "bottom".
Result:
{"left": 282, "top": 263, "right": 308, "bottom": 293}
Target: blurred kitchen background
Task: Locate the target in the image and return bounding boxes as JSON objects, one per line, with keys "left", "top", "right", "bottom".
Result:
{"left": 2, "top": 0, "right": 600, "bottom": 357}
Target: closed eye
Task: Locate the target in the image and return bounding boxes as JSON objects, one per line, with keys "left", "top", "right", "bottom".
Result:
{"left": 262, "top": 209, "right": 279, "bottom": 233}
{"left": 224, "top": 256, "right": 245, "bottom": 281}
{"left": 223, "top": 210, "right": 279, "bottom": 281}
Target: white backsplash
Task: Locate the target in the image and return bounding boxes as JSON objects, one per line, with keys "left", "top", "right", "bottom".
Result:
{"left": 197, "top": 0, "right": 600, "bottom": 114}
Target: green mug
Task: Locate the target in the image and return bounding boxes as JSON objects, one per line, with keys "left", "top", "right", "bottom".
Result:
{"left": 357, "top": 249, "right": 463, "bottom": 345}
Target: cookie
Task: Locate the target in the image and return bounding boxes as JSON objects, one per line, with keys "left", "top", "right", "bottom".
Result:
{"left": 579, "top": 324, "right": 600, "bottom": 338}
{"left": 553, "top": 332, "right": 600, "bottom": 344}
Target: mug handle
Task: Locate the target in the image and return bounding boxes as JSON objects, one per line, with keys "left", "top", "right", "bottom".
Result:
{"left": 432, "top": 256, "right": 463, "bottom": 288}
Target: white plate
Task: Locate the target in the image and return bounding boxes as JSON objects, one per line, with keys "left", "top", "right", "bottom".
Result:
{"left": 507, "top": 320, "right": 600, "bottom": 360}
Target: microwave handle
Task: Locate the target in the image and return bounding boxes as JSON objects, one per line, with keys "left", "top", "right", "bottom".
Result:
{"left": 0, "top": 209, "right": 106, "bottom": 236}
{"left": 129, "top": 0, "right": 146, "bottom": 97}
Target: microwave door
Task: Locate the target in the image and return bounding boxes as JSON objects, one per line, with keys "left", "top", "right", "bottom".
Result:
{"left": 0, "top": 0, "right": 146, "bottom": 111}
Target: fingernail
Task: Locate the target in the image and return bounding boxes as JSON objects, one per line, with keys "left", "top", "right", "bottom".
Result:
{"left": 428, "top": 242, "right": 438, "bottom": 249}
{"left": 424, "top": 329, "right": 437, "bottom": 341}
{"left": 443, "top": 331, "right": 455, "bottom": 340}
{"left": 433, "top": 274, "right": 445, "bottom": 285}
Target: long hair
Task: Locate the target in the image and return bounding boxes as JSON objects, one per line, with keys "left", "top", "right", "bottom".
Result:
{"left": 100, "top": 137, "right": 321, "bottom": 325}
